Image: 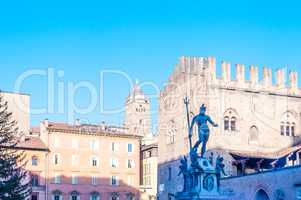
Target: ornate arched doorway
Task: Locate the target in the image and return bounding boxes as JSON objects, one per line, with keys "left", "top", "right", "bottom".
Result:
{"left": 255, "top": 189, "right": 270, "bottom": 200}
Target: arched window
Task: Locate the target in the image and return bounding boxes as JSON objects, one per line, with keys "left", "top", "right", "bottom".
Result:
{"left": 31, "top": 156, "right": 38, "bottom": 166}
{"left": 52, "top": 190, "right": 63, "bottom": 200}
{"left": 70, "top": 191, "right": 80, "bottom": 200}
{"left": 224, "top": 109, "right": 238, "bottom": 132}
{"left": 224, "top": 117, "right": 229, "bottom": 131}
{"left": 110, "top": 192, "right": 119, "bottom": 200}
{"left": 167, "top": 120, "right": 177, "bottom": 144}
{"left": 126, "top": 193, "right": 135, "bottom": 200}
{"left": 249, "top": 126, "right": 259, "bottom": 144}
{"left": 231, "top": 117, "right": 237, "bottom": 131}
{"left": 90, "top": 192, "right": 100, "bottom": 200}
{"left": 281, "top": 111, "right": 297, "bottom": 137}
{"left": 255, "top": 189, "right": 270, "bottom": 200}
{"left": 286, "top": 122, "right": 290, "bottom": 136}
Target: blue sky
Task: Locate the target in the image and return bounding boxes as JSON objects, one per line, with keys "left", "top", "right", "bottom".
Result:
{"left": 1, "top": 0, "right": 301, "bottom": 130}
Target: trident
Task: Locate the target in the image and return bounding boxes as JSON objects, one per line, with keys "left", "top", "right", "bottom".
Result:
{"left": 184, "top": 96, "right": 192, "bottom": 151}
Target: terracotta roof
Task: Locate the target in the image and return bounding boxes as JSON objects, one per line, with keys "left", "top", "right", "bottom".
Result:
{"left": 16, "top": 136, "right": 48, "bottom": 151}
{"left": 30, "top": 126, "right": 40, "bottom": 133}
{"left": 45, "top": 121, "right": 142, "bottom": 138}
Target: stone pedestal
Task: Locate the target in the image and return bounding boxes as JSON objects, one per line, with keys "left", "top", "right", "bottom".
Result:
{"left": 175, "top": 158, "right": 229, "bottom": 200}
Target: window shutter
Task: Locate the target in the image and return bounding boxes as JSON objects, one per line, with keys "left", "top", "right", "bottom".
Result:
{"left": 115, "top": 142, "right": 119, "bottom": 152}
{"left": 116, "top": 176, "right": 119, "bottom": 186}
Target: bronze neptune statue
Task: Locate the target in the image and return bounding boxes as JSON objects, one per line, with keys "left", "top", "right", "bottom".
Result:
{"left": 189, "top": 104, "right": 218, "bottom": 158}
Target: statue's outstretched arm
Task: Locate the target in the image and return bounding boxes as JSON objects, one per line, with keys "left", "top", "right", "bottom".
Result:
{"left": 208, "top": 116, "right": 218, "bottom": 127}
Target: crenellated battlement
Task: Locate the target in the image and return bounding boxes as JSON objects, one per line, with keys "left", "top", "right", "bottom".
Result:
{"left": 167, "top": 56, "right": 300, "bottom": 96}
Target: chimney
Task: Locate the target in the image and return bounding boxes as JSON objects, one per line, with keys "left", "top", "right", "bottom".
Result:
{"left": 249, "top": 65, "right": 258, "bottom": 84}
{"left": 276, "top": 68, "right": 285, "bottom": 87}
{"left": 100, "top": 121, "right": 106, "bottom": 130}
{"left": 289, "top": 71, "right": 298, "bottom": 90}
{"left": 208, "top": 57, "right": 216, "bottom": 81}
{"left": 222, "top": 61, "right": 231, "bottom": 82}
{"left": 235, "top": 64, "right": 245, "bottom": 82}
{"left": 44, "top": 118, "right": 49, "bottom": 128}
{"left": 263, "top": 67, "right": 272, "bottom": 87}
{"left": 75, "top": 119, "right": 81, "bottom": 126}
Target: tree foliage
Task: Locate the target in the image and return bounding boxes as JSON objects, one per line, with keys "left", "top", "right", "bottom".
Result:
{"left": 0, "top": 94, "right": 31, "bottom": 200}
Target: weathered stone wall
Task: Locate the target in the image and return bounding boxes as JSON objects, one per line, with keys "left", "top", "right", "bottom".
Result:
{"left": 221, "top": 166, "right": 301, "bottom": 200}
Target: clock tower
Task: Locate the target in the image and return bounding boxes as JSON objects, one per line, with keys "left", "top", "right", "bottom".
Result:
{"left": 125, "top": 83, "right": 152, "bottom": 137}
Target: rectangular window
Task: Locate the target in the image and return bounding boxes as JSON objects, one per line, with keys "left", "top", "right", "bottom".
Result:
{"left": 127, "top": 159, "right": 133, "bottom": 168}
{"left": 54, "top": 154, "right": 60, "bottom": 165}
{"left": 91, "top": 156, "right": 98, "bottom": 167}
{"left": 54, "top": 173, "right": 61, "bottom": 184}
{"left": 111, "top": 142, "right": 118, "bottom": 152}
{"left": 71, "top": 195, "right": 78, "bottom": 200}
{"left": 128, "top": 143, "right": 133, "bottom": 153}
{"left": 31, "top": 175, "right": 39, "bottom": 187}
{"left": 111, "top": 142, "right": 115, "bottom": 152}
{"left": 72, "top": 174, "right": 78, "bottom": 185}
{"left": 32, "top": 156, "right": 38, "bottom": 166}
{"left": 111, "top": 158, "right": 118, "bottom": 168}
{"left": 111, "top": 176, "right": 118, "bottom": 186}
{"left": 31, "top": 193, "right": 38, "bottom": 200}
{"left": 91, "top": 175, "right": 97, "bottom": 185}
{"left": 91, "top": 139, "right": 99, "bottom": 151}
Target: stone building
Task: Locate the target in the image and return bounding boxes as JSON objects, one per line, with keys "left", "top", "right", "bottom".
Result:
{"left": 1, "top": 91, "right": 30, "bottom": 134}
{"left": 0, "top": 86, "right": 158, "bottom": 200}
{"left": 125, "top": 84, "right": 152, "bottom": 138}
{"left": 30, "top": 119, "right": 142, "bottom": 200}
{"left": 140, "top": 136, "right": 158, "bottom": 200}
{"left": 16, "top": 136, "right": 49, "bottom": 200}
{"left": 157, "top": 56, "right": 301, "bottom": 199}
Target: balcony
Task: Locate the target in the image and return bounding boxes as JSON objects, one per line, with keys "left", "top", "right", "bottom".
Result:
{"left": 32, "top": 185, "right": 46, "bottom": 191}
